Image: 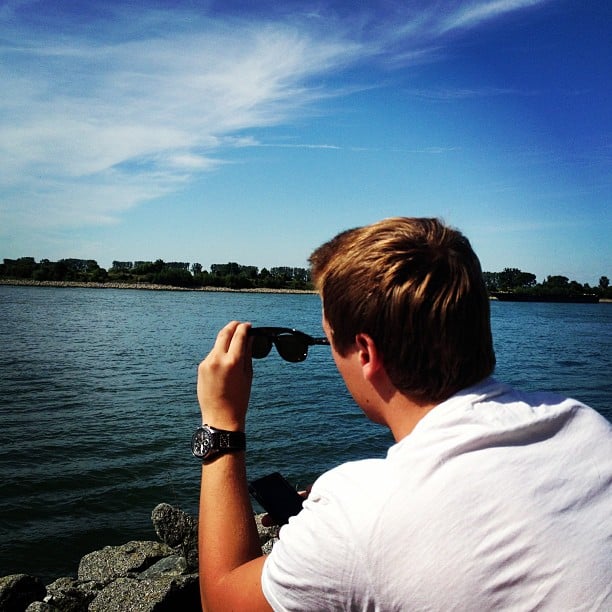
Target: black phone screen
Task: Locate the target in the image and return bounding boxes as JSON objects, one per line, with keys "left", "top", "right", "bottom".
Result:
{"left": 248, "top": 472, "right": 304, "bottom": 525}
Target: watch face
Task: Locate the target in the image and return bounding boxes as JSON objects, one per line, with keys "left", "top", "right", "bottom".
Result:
{"left": 192, "top": 427, "right": 213, "bottom": 458}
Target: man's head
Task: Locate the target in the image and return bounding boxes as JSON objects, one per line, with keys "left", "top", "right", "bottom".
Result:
{"left": 309, "top": 217, "right": 495, "bottom": 404}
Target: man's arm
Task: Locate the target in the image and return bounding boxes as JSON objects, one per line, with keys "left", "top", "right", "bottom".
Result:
{"left": 196, "top": 321, "right": 271, "bottom": 611}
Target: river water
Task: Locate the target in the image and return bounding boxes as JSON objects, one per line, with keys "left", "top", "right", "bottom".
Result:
{"left": 0, "top": 285, "right": 610, "bottom": 581}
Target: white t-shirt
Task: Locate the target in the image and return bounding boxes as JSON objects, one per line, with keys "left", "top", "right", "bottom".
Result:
{"left": 262, "top": 378, "right": 612, "bottom": 611}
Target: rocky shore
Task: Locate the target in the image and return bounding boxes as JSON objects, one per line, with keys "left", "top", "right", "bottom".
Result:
{"left": 0, "top": 279, "right": 316, "bottom": 294}
{"left": 0, "top": 504, "right": 279, "bottom": 612}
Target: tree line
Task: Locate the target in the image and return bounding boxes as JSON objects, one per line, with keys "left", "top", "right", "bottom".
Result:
{"left": 1, "top": 258, "right": 610, "bottom": 297}
{"left": 0, "top": 257, "right": 313, "bottom": 290}
{"left": 483, "top": 268, "right": 611, "bottom": 299}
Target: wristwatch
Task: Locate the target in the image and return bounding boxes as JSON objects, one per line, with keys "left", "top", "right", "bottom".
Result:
{"left": 191, "top": 424, "right": 246, "bottom": 462}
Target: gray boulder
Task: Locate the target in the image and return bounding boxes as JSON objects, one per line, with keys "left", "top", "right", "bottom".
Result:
{"left": 88, "top": 575, "right": 199, "bottom": 612}
{"left": 137, "top": 555, "right": 188, "bottom": 580}
{"left": 0, "top": 574, "right": 46, "bottom": 611}
{"left": 78, "top": 541, "right": 173, "bottom": 582}
{"left": 35, "top": 576, "right": 102, "bottom": 611}
{"left": 254, "top": 514, "right": 280, "bottom": 555}
{"left": 1, "top": 504, "right": 282, "bottom": 611}
{"left": 151, "top": 503, "right": 198, "bottom": 571}
{"left": 25, "top": 602, "right": 56, "bottom": 611}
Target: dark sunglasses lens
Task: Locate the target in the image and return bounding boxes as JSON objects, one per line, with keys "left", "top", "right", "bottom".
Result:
{"left": 275, "top": 335, "right": 308, "bottom": 362}
{"left": 251, "top": 335, "right": 273, "bottom": 359}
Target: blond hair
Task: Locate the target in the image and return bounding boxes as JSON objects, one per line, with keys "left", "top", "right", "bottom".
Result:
{"left": 309, "top": 217, "right": 495, "bottom": 403}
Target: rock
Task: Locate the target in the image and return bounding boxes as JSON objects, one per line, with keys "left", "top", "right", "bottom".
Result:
{"left": 25, "top": 602, "right": 57, "bottom": 611}
{"left": 1, "top": 503, "right": 284, "bottom": 611}
{"left": 88, "top": 575, "right": 200, "bottom": 612}
{"left": 151, "top": 504, "right": 198, "bottom": 571}
{"left": 137, "top": 555, "right": 187, "bottom": 579}
{"left": 254, "top": 513, "right": 280, "bottom": 543}
{"left": 42, "top": 577, "right": 102, "bottom": 611}
{"left": 151, "top": 504, "right": 196, "bottom": 549}
{"left": 78, "top": 541, "right": 173, "bottom": 582}
{"left": 0, "top": 574, "right": 46, "bottom": 612}
{"left": 253, "top": 513, "right": 280, "bottom": 555}
{"left": 261, "top": 537, "right": 279, "bottom": 555}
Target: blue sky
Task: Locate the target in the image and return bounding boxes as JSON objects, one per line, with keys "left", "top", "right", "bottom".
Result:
{"left": 1, "top": 0, "right": 610, "bottom": 285}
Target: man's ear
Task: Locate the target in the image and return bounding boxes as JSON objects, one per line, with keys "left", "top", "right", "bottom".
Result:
{"left": 355, "top": 333, "right": 384, "bottom": 380}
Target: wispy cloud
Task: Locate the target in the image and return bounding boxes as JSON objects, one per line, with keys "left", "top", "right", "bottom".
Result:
{"left": 0, "top": 0, "right": 550, "bottom": 237}
{"left": 0, "top": 10, "right": 362, "bottom": 229}
{"left": 405, "top": 86, "right": 539, "bottom": 100}
{"left": 247, "top": 142, "right": 342, "bottom": 150}
{"left": 438, "top": 0, "right": 550, "bottom": 34}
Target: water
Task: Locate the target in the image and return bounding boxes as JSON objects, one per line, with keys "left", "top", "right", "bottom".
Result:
{"left": 0, "top": 286, "right": 610, "bottom": 582}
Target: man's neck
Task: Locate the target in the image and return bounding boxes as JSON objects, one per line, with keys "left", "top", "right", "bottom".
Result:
{"left": 384, "top": 394, "right": 438, "bottom": 442}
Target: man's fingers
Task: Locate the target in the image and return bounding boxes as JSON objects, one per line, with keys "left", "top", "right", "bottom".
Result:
{"left": 213, "top": 320, "right": 241, "bottom": 353}
{"left": 228, "top": 322, "right": 251, "bottom": 353}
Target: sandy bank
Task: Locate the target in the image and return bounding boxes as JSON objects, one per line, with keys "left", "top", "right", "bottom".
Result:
{"left": 0, "top": 278, "right": 316, "bottom": 294}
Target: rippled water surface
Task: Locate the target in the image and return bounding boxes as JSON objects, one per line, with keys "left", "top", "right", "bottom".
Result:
{"left": 0, "top": 286, "right": 610, "bottom": 580}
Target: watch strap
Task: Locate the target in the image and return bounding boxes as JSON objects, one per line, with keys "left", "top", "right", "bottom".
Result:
{"left": 212, "top": 428, "right": 246, "bottom": 451}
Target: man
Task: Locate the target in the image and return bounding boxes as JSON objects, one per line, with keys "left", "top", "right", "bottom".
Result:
{"left": 195, "top": 217, "right": 611, "bottom": 611}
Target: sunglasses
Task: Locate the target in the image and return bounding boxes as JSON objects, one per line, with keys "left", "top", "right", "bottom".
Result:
{"left": 249, "top": 327, "right": 330, "bottom": 362}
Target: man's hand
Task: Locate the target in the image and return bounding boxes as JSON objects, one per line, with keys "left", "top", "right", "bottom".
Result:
{"left": 197, "top": 321, "right": 253, "bottom": 431}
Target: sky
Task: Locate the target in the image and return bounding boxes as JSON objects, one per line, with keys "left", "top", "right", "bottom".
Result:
{"left": 0, "top": 0, "right": 610, "bottom": 285}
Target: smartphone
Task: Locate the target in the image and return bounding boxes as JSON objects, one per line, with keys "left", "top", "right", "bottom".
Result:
{"left": 248, "top": 472, "right": 304, "bottom": 525}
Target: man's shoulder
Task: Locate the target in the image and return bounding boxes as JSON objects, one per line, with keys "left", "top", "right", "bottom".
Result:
{"left": 310, "top": 457, "right": 391, "bottom": 501}
{"left": 284, "top": 456, "right": 401, "bottom": 537}
{"left": 422, "top": 377, "right": 609, "bottom": 433}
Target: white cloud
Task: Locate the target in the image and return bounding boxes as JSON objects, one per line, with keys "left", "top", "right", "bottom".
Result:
{"left": 0, "top": 1, "right": 551, "bottom": 237}
{"left": 438, "top": 0, "right": 548, "bottom": 33}
{"left": 0, "top": 13, "right": 361, "bottom": 231}
{"left": 252, "top": 142, "right": 342, "bottom": 150}
{"left": 163, "top": 153, "right": 224, "bottom": 171}
{"left": 405, "top": 86, "right": 538, "bottom": 100}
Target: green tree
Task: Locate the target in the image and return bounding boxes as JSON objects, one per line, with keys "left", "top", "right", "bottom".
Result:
{"left": 543, "top": 275, "right": 569, "bottom": 289}
{"left": 497, "top": 268, "right": 537, "bottom": 290}
{"left": 89, "top": 267, "right": 108, "bottom": 282}
{"left": 193, "top": 270, "right": 210, "bottom": 286}
{"left": 2, "top": 257, "right": 36, "bottom": 279}
{"left": 482, "top": 272, "right": 499, "bottom": 291}
{"left": 133, "top": 261, "right": 154, "bottom": 275}
{"left": 111, "top": 261, "right": 133, "bottom": 272}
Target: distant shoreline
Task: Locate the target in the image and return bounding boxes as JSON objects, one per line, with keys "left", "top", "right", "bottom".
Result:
{"left": 0, "top": 278, "right": 317, "bottom": 294}
{"left": 2, "top": 279, "right": 610, "bottom": 302}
